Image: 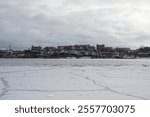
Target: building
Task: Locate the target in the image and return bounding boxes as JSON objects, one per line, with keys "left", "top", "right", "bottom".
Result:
{"left": 103, "top": 47, "right": 113, "bottom": 52}
{"left": 24, "top": 50, "right": 34, "bottom": 58}
{"left": 31, "top": 46, "right": 42, "bottom": 54}
{"left": 137, "top": 53, "right": 150, "bottom": 58}
{"left": 101, "top": 52, "right": 113, "bottom": 58}
{"left": 0, "top": 50, "right": 7, "bottom": 58}
{"left": 96, "top": 44, "right": 105, "bottom": 52}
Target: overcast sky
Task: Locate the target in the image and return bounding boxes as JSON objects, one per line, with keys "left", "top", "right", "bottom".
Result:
{"left": 0, "top": 0, "right": 150, "bottom": 49}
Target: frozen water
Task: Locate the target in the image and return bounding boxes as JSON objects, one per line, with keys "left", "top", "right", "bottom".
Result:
{"left": 0, "top": 58, "right": 150, "bottom": 100}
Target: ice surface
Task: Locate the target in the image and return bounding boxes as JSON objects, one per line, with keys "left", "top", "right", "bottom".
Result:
{"left": 0, "top": 59, "right": 150, "bottom": 100}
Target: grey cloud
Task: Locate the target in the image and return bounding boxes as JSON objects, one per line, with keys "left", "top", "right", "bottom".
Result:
{"left": 0, "top": 0, "right": 150, "bottom": 49}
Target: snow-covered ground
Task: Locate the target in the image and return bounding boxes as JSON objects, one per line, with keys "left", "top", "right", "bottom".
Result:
{"left": 0, "top": 59, "right": 150, "bottom": 100}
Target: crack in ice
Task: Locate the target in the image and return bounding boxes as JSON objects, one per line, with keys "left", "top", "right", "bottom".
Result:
{"left": 0, "top": 78, "right": 10, "bottom": 98}
{"left": 70, "top": 72, "right": 149, "bottom": 100}
{"left": 8, "top": 89, "right": 105, "bottom": 93}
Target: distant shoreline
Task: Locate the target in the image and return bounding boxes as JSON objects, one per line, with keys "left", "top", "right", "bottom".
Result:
{"left": 1, "top": 44, "right": 150, "bottom": 59}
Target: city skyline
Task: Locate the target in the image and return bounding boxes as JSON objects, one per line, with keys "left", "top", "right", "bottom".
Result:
{"left": 1, "top": 44, "right": 150, "bottom": 59}
{"left": 0, "top": 43, "right": 149, "bottom": 51}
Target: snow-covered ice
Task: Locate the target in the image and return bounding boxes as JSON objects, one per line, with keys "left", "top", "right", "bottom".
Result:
{"left": 0, "top": 59, "right": 150, "bottom": 100}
